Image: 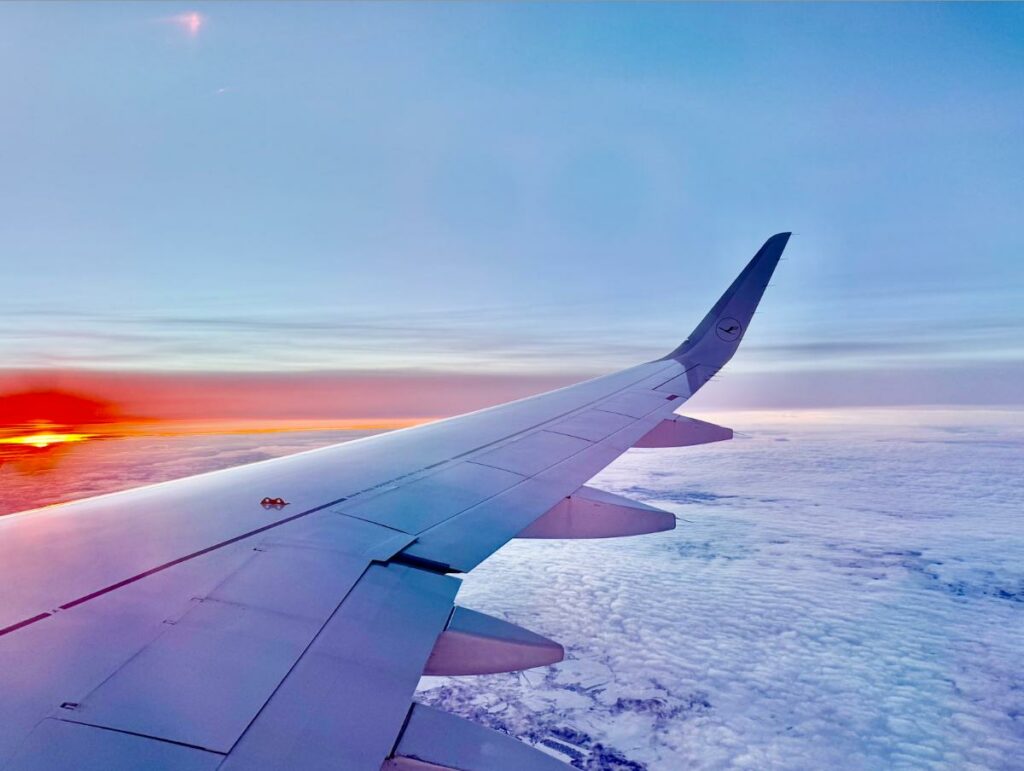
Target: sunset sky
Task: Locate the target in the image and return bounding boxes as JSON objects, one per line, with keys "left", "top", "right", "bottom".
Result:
{"left": 1, "top": 2, "right": 1022, "bottom": 422}
{"left": 1, "top": 8, "right": 1020, "bottom": 766}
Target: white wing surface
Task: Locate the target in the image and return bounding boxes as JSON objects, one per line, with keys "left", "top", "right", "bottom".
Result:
{"left": 0, "top": 233, "right": 790, "bottom": 770}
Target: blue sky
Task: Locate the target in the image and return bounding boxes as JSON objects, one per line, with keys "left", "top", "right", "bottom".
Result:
{"left": 1, "top": 3, "right": 1021, "bottom": 406}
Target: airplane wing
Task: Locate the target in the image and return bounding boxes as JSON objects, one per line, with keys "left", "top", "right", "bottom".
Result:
{"left": 0, "top": 233, "right": 790, "bottom": 770}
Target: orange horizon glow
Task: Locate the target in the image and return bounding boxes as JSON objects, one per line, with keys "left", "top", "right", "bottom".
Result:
{"left": 0, "top": 371, "right": 579, "bottom": 478}
{"left": 0, "top": 371, "right": 574, "bottom": 427}
{"left": 0, "top": 418, "right": 432, "bottom": 446}
{"left": 109, "top": 417, "right": 434, "bottom": 437}
{"left": 0, "top": 384, "right": 435, "bottom": 470}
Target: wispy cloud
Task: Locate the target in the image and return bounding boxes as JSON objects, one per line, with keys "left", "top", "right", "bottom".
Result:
{"left": 2, "top": 291, "right": 1022, "bottom": 373}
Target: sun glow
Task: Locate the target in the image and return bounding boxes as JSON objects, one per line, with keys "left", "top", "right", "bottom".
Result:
{"left": 171, "top": 11, "right": 204, "bottom": 37}
{"left": 0, "top": 432, "right": 92, "bottom": 449}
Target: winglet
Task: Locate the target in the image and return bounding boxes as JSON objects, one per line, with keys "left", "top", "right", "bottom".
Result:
{"left": 661, "top": 232, "right": 789, "bottom": 370}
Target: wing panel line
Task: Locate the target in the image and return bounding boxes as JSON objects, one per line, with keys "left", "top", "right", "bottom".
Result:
{"left": 440, "top": 362, "right": 678, "bottom": 465}
{"left": 0, "top": 497, "right": 351, "bottom": 640}
{"left": 51, "top": 718, "right": 226, "bottom": 757}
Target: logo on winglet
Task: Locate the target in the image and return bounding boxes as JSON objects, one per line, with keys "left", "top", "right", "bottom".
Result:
{"left": 715, "top": 317, "right": 742, "bottom": 342}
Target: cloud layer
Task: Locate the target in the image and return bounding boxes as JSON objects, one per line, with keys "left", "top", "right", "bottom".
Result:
{"left": 418, "top": 409, "right": 1024, "bottom": 768}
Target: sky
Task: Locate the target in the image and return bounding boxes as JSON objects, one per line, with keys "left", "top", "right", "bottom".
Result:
{"left": 1, "top": 2, "right": 1022, "bottom": 418}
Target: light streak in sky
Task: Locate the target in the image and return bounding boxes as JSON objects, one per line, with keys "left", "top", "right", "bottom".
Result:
{"left": 169, "top": 11, "right": 204, "bottom": 38}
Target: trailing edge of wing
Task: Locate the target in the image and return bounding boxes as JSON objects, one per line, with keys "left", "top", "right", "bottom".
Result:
{"left": 385, "top": 704, "right": 570, "bottom": 770}
{"left": 661, "top": 232, "right": 789, "bottom": 369}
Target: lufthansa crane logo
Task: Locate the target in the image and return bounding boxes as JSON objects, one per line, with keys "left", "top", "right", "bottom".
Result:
{"left": 715, "top": 317, "right": 742, "bottom": 342}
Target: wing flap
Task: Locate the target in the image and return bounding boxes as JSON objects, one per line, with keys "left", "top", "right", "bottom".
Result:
{"left": 385, "top": 704, "right": 570, "bottom": 771}
{"left": 423, "top": 607, "right": 563, "bottom": 676}
{"left": 221, "top": 564, "right": 460, "bottom": 771}
{"left": 6, "top": 719, "right": 222, "bottom": 771}
{"left": 633, "top": 415, "right": 733, "bottom": 449}
{"left": 516, "top": 485, "right": 675, "bottom": 539}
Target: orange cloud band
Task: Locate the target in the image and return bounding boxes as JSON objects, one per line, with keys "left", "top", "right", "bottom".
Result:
{"left": 0, "top": 368, "right": 581, "bottom": 436}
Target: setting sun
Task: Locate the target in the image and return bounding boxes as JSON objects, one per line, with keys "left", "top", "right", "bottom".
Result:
{"left": 0, "top": 432, "right": 91, "bottom": 449}
{"left": 0, "top": 388, "right": 119, "bottom": 453}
